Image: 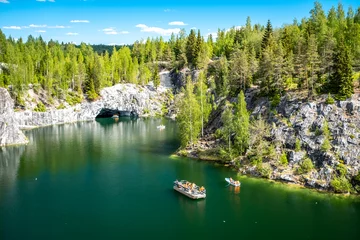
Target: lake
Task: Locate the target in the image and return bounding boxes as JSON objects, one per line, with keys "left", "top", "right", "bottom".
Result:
{"left": 0, "top": 118, "right": 359, "bottom": 239}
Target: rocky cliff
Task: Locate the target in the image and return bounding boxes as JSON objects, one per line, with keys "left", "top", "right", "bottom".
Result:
{"left": 248, "top": 91, "right": 360, "bottom": 190}
{"left": 14, "top": 83, "right": 171, "bottom": 128}
{"left": 0, "top": 88, "right": 28, "bottom": 146}
{"left": 190, "top": 89, "right": 360, "bottom": 193}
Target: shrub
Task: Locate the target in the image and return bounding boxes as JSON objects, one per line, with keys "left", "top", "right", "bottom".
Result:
{"left": 270, "top": 93, "right": 281, "bottom": 109}
{"left": 297, "top": 157, "right": 314, "bottom": 174}
{"left": 57, "top": 103, "right": 66, "bottom": 109}
{"left": 336, "top": 163, "right": 347, "bottom": 177}
{"left": 34, "top": 102, "right": 46, "bottom": 112}
{"left": 325, "top": 93, "right": 335, "bottom": 104}
{"left": 321, "top": 138, "right": 331, "bottom": 152}
{"left": 330, "top": 176, "right": 352, "bottom": 193}
{"left": 257, "top": 163, "right": 272, "bottom": 179}
{"left": 279, "top": 151, "right": 288, "bottom": 166}
{"left": 295, "top": 138, "right": 301, "bottom": 152}
{"left": 143, "top": 108, "right": 150, "bottom": 114}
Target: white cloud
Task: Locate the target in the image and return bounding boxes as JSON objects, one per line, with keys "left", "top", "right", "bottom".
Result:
{"left": 29, "top": 24, "right": 47, "bottom": 28}
{"left": 102, "top": 27, "right": 129, "bottom": 35}
{"left": 135, "top": 24, "right": 180, "bottom": 36}
{"left": 191, "top": 27, "right": 197, "bottom": 30}
{"left": 66, "top": 32, "right": 78, "bottom": 36}
{"left": 48, "top": 25, "right": 69, "bottom": 28}
{"left": 3, "top": 26, "right": 21, "bottom": 30}
{"left": 105, "top": 31, "right": 118, "bottom": 35}
{"left": 70, "top": 20, "right": 89, "bottom": 23}
{"left": 36, "top": 30, "right": 46, "bottom": 33}
{"left": 36, "top": 0, "right": 55, "bottom": 2}
{"left": 164, "top": 9, "right": 175, "bottom": 12}
{"left": 168, "top": 21, "right": 187, "bottom": 26}
{"left": 0, "top": 0, "right": 10, "bottom": 4}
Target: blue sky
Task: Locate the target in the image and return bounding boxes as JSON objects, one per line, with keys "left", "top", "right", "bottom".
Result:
{"left": 0, "top": 0, "right": 359, "bottom": 45}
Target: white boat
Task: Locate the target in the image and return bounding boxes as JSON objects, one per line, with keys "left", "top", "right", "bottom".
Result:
{"left": 111, "top": 114, "right": 119, "bottom": 118}
{"left": 225, "top": 178, "right": 241, "bottom": 187}
{"left": 173, "top": 180, "right": 206, "bottom": 199}
{"left": 157, "top": 124, "right": 165, "bottom": 130}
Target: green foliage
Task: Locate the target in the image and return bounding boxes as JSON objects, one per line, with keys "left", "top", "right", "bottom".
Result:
{"left": 295, "top": 138, "right": 301, "bottom": 152}
{"left": 176, "top": 76, "right": 202, "bottom": 148}
{"left": 143, "top": 108, "right": 150, "bottom": 114}
{"left": 233, "top": 91, "right": 250, "bottom": 155}
{"left": 322, "top": 120, "right": 330, "bottom": 137}
{"left": 248, "top": 115, "right": 270, "bottom": 164}
{"left": 328, "top": 37, "right": 354, "bottom": 100}
{"left": 257, "top": 163, "right": 272, "bottom": 179}
{"left": 270, "top": 93, "right": 281, "bottom": 109}
{"left": 330, "top": 176, "right": 352, "bottom": 193}
{"left": 315, "top": 127, "right": 322, "bottom": 136}
{"left": 325, "top": 93, "right": 335, "bottom": 104}
{"left": 153, "top": 65, "right": 160, "bottom": 89}
{"left": 321, "top": 120, "right": 331, "bottom": 152}
{"left": 336, "top": 163, "right": 347, "bottom": 177}
{"left": 57, "top": 103, "right": 66, "bottom": 109}
{"left": 279, "top": 151, "right": 288, "bottom": 166}
{"left": 321, "top": 138, "right": 331, "bottom": 152}
{"left": 66, "top": 92, "right": 83, "bottom": 106}
{"left": 195, "top": 71, "right": 212, "bottom": 137}
{"left": 34, "top": 102, "right": 46, "bottom": 112}
{"left": 297, "top": 157, "right": 314, "bottom": 174}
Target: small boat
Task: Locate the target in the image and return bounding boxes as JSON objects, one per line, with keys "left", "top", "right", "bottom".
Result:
{"left": 173, "top": 180, "right": 206, "bottom": 199}
{"left": 157, "top": 124, "right": 165, "bottom": 130}
{"left": 225, "top": 178, "right": 241, "bottom": 187}
{"left": 112, "top": 114, "right": 119, "bottom": 118}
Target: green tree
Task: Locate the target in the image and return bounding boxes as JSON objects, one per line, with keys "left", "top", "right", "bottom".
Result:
{"left": 176, "top": 76, "right": 202, "bottom": 147}
{"left": 195, "top": 71, "right": 212, "bottom": 137}
{"left": 233, "top": 91, "right": 250, "bottom": 155}
{"left": 220, "top": 102, "right": 235, "bottom": 158}
{"left": 328, "top": 38, "right": 354, "bottom": 100}
{"left": 153, "top": 65, "right": 160, "bottom": 89}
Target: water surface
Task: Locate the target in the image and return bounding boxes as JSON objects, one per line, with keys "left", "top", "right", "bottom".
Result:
{"left": 0, "top": 118, "right": 359, "bottom": 239}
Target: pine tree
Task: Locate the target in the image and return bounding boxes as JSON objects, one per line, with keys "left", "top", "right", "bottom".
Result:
{"left": 186, "top": 29, "right": 197, "bottom": 68}
{"left": 329, "top": 38, "right": 354, "bottom": 99}
{"left": 261, "top": 20, "right": 273, "bottom": 51}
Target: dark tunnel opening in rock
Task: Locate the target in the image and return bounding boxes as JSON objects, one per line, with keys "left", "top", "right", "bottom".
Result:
{"left": 95, "top": 109, "right": 139, "bottom": 118}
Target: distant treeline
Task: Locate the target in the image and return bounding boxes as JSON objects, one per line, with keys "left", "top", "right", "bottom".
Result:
{"left": 0, "top": 1, "right": 359, "bottom": 106}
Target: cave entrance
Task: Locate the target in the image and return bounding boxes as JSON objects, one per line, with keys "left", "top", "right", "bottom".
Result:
{"left": 95, "top": 109, "right": 138, "bottom": 118}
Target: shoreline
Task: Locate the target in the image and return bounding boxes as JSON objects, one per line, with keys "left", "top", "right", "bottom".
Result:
{"left": 174, "top": 150, "right": 360, "bottom": 197}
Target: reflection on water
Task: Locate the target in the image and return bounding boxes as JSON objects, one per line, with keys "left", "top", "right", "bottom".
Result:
{"left": 0, "top": 118, "right": 177, "bottom": 181}
{"left": 0, "top": 146, "right": 24, "bottom": 189}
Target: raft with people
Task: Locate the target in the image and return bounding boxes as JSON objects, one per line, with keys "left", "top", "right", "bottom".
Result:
{"left": 173, "top": 180, "right": 206, "bottom": 199}
{"left": 225, "top": 178, "right": 241, "bottom": 187}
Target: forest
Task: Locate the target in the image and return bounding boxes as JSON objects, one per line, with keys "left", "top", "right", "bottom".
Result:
{"left": 0, "top": 2, "right": 359, "bottom": 108}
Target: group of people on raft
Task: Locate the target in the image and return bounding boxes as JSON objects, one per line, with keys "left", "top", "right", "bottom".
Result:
{"left": 229, "top": 178, "right": 240, "bottom": 186}
{"left": 175, "top": 180, "right": 206, "bottom": 193}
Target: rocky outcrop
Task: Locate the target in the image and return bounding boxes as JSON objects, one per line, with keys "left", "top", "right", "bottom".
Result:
{"left": 14, "top": 84, "right": 170, "bottom": 128}
{"left": 0, "top": 88, "right": 28, "bottom": 146}
{"left": 265, "top": 94, "right": 360, "bottom": 190}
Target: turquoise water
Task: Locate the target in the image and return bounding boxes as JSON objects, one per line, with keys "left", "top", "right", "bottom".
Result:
{"left": 0, "top": 118, "right": 359, "bottom": 239}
